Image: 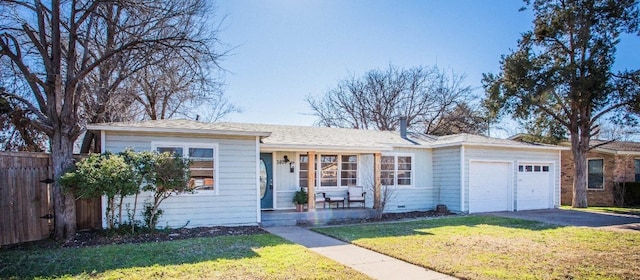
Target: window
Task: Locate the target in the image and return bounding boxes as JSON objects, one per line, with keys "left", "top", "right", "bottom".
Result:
{"left": 341, "top": 155, "right": 358, "bottom": 186}
{"left": 300, "top": 154, "right": 358, "bottom": 188}
{"left": 635, "top": 159, "right": 640, "bottom": 182}
{"left": 588, "top": 159, "right": 604, "bottom": 190}
{"left": 518, "top": 164, "right": 550, "bottom": 173}
{"left": 154, "top": 143, "right": 217, "bottom": 192}
{"left": 381, "top": 155, "right": 412, "bottom": 187}
{"left": 299, "top": 155, "right": 308, "bottom": 188}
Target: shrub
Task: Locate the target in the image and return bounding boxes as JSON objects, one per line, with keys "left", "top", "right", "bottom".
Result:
{"left": 60, "top": 153, "right": 139, "bottom": 229}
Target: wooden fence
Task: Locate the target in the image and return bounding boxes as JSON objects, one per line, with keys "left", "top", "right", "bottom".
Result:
{"left": 0, "top": 152, "right": 101, "bottom": 246}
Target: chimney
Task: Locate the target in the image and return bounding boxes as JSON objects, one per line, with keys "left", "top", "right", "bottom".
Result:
{"left": 400, "top": 117, "right": 407, "bottom": 139}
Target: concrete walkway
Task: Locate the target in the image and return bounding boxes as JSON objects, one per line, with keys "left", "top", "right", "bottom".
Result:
{"left": 264, "top": 226, "right": 456, "bottom": 280}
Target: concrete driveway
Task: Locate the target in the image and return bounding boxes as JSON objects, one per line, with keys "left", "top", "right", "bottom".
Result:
{"left": 484, "top": 209, "right": 640, "bottom": 231}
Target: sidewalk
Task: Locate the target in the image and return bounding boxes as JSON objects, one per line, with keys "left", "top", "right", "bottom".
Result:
{"left": 264, "top": 226, "right": 457, "bottom": 280}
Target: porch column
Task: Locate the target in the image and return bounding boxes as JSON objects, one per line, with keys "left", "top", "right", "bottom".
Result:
{"left": 374, "top": 152, "right": 382, "bottom": 209}
{"left": 307, "top": 151, "right": 316, "bottom": 211}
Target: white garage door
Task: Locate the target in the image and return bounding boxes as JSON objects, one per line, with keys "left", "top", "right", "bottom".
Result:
{"left": 517, "top": 164, "right": 552, "bottom": 210}
{"left": 469, "top": 162, "right": 511, "bottom": 213}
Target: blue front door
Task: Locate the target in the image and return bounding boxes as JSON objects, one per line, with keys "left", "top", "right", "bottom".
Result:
{"left": 260, "top": 153, "right": 273, "bottom": 209}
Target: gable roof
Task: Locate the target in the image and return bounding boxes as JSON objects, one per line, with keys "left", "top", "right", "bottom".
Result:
{"left": 88, "top": 119, "right": 564, "bottom": 152}
{"left": 208, "top": 122, "right": 435, "bottom": 152}
{"left": 430, "top": 133, "right": 565, "bottom": 150}
{"left": 590, "top": 139, "right": 640, "bottom": 155}
{"left": 87, "top": 119, "right": 272, "bottom": 137}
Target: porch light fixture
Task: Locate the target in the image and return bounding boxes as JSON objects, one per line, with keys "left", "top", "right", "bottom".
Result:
{"left": 290, "top": 161, "right": 295, "bottom": 173}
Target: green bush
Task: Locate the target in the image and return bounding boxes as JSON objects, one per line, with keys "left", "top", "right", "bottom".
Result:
{"left": 60, "top": 152, "right": 139, "bottom": 229}
{"left": 60, "top": 150, "right": 191, "bottom": 231}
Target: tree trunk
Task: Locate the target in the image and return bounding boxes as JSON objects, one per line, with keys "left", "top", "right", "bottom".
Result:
{"left": 570, "top": 128, "right": 589, "bottom": 208}
{"left": 50, "top": 129, "right": 77, "bottom": 240}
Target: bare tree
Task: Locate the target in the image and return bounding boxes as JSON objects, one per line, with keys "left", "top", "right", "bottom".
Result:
{"left": 307, "top": 65, "right": 484, "bottom": 135}
{"left": 0, "top": 93, "right": 47, "bottom": 152}
{"left": 129, "top": 56, "right": 239, "bottom": 122}
{"left": 429, "top": 103, "right": 488, "bottom": 136}
{"left": 79, "top": 1, "right": 235, "bottom": 152}
{"left": 0, "top": 0, "right": 224, "bottom": 239}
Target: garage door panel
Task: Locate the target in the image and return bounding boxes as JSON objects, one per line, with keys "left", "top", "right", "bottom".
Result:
{"left": 469, "top": 162, "right": 511, "bottom": 213}
{"left": 517, "top": 164, "right": 551, "bottom": 211}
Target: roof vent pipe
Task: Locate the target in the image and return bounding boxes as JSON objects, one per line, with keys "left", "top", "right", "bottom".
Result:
{"left": 400, "top": 117, "right": 407, "bottom": 139}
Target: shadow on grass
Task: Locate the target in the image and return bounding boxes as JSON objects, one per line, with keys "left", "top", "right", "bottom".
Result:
{"left": 0, "top": 233, "right": 290, "bottom": 279}
{"left": 312, "top": 216, "right": 563, "bottom": 240}
{"left": 594, "top": 207, "right": 640, "bottom": 217}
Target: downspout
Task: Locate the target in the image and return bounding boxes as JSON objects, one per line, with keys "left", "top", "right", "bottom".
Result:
{"left": 101, "top": 130, "right": 107, "bottom": 229}
{"left": 460, "top": 145, "right": 465, "bottom": 213}
{"left": 256, "top": 137, "right": 261, "bottom": 223}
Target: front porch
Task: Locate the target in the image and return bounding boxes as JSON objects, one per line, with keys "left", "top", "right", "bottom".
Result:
{"left": 261, "top": 208, "right": 377, "bottom": 227}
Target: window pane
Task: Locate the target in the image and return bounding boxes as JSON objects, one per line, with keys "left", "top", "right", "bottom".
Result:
{"left": 542, "top": 166, "right": 549, "bottom": 172}
{"left": 341, "top": 155, "right": 357, "bottom": 187}
{"left": 397, "top": 157, "right": 411, "bottom": 170}
{"left": 534, "top": 166, "right": 541, "bottom": 172}
{"left": 189, "top": 148, "right": 213, "bottom": 158}
{"left": 299, "top": 155, "right": 309, "bottom": 187}
{"left": 381, "top": 171, "right": 394, "bottom": 186}
{"left": 588, "top": 159, "right": 604, "bottom": 190}
{"left": 381, "top": 156, "right": 395, "bottom": 171}
{"left": 157, "top": 147, "right": 183, "bottom": 157}
{"left": 397, "top": 171, "right": 411, "bottom": 186}
{"left": 189, "top": 148, "right": 214, "bottom": 191}
{"left": 321, "top": 155, "right": 338, "bottom": 186}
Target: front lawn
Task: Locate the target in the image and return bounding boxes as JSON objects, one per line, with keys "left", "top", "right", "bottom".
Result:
{"left": 314, "top": 216, "right": 640, "bottom": 280}
{"left": 0, "top": 234, "right": 369, "bottom": 279}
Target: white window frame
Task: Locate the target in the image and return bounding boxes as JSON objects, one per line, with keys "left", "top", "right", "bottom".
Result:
{"left": 152, "top": 142, "right": 219, "bottom": 195}
{"left": 311, "top": 153, "right": 360, "bottom": 189}
{"left": 381, "top": 153, "right": 415, "bottom": 188}
{"left": 587, "top": 158, "right": 604, "bottom": 190}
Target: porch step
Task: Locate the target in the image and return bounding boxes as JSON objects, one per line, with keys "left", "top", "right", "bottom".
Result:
{"left": 261, "top": 208, "right": 375, "bottom": 227}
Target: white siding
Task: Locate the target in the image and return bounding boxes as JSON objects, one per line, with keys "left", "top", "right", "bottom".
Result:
{"left": 273, "top": 152, "right": 299, "bottom": 209}
{"left": 383, "top": 147, "right": 434, "bottom": 212}
{"left": 433, "top": 147, "right": 462, "bottom": 211}
{"left": 103, "top": 131, "right": 259, "bottom": 227}
{"left": 464, "top": 146, "right": 561, "bottom": 212}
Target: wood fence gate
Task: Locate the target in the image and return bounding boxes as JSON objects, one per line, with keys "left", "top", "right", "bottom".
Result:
{"left": 0, "top": 152, "right": 101, "bottom": 246}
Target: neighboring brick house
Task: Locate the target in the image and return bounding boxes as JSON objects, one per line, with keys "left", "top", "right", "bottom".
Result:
{"left": 561, "top": 140, "right": 640, "bottom": 206}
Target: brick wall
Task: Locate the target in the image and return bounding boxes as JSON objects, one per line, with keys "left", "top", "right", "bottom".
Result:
{"left": 561, "top": 150, "right": 617, "bottom": 206}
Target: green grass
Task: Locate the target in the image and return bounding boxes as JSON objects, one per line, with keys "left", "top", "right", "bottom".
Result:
{"left": 560, "top": 205, "right": 640, "bottom": 216}
{"left": 313, "top": 216, "right": 640, "bottom": 280}
{"left": 0, "top": 234, "right": 370, "bottom": 279}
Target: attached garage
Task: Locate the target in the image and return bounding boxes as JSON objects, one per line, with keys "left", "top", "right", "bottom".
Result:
{"left": 468, "top": 161, "right": 512, "bottom": 213}
{"left": 516, "top": 163, "right": 552, "bottom": 210}
{"left": 438, "top": 137, "right": 565, "bottom": 214}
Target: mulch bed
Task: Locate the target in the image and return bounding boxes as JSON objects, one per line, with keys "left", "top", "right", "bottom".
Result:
{"left": 323, "top": 210, "right": 454, "bottom": 225}
{"left": 3, "top": 210, "right": 453, "bottom": 250}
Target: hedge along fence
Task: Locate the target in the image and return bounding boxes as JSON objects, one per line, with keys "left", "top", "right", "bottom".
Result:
{"left": 614, "top": 182, "right": 640, "bottom": 207}
{"left": 0, "top": 152, "right": 101, "bottom": 246}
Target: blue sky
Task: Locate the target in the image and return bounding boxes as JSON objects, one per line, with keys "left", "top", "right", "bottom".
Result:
{"left": 214, "top": 0, "right": 639, "bottom": 135}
